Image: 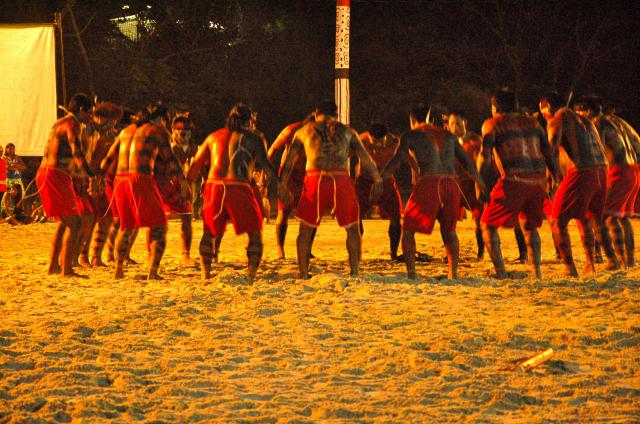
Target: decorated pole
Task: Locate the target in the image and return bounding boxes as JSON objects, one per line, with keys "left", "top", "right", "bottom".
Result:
{"left": 335, "top": 0, "right": 350, "bottom": 125}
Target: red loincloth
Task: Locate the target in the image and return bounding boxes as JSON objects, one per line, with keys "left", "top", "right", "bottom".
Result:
{"left": 113, "top": 173, "right": 167, "bottom": 229}
{"left": 550, "top": 166, "right": 608, "bottom": 226}
{"left": 403, "top": 175, "right": 461, "bottom": 234}
{"left": 605, "top": 165, "right": 636, "bottom": 218}
{"left": 295, "top": 169, "right": 359, "bottom": 228}
{"left": 356, "top": 176, "right": 402, "bottom": 219}
{"left": 35, "top": 166, "right": 79, "bottom": 218}
{"left": 155, "top": 176, "right": 191, "bottom": 215}
{"left": 72, "top": 177, "right": 93, "bottom": 216}
{"left": 481, "top": 173, "right": 547, "bottom": 230}
{"left": 203, "top": 178, "right": 263, "bottom": 235}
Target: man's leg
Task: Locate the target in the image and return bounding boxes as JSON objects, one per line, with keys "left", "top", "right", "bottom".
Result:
{"left": 402, "top": 229, "right": 417, "bottom": 279}
{"left": 275, "top": 206, "right": 291, "bottom": 259}
{"left": 77, "top": 215, "right": 95, "bottom": 268}
{"left": 474, "top": 216, "right": 484, "bottom": 259}
{"left": 551, "top": 218, "right": 578, "bottom": 277}
{"left": 597, "top": 219, "right": 620, "bottom": 270}
{"left": 90, "top": 216, "right": 113, "bottom": 267}
{"left": 620, "top": 217, "right": 635, "bottom": 267}
{"left": 346, "top": 224, "right": 361, "bottom": 277}
{"left": 389, "top": 215, "right": 402, "bottom": 260}
{"left": 147, "top": 225, "right": 167, "bottom": 280}
{"left": 199, "top": 230, "right": 214, "bottom": 280}
{"left": 577, "top": 218, "right": 596, "bottom": 274}
{"left": 105, "top": 218, "right": 119, "bottom": 262}
{"left": 605, "top": 216, "right": 626, "bottom": 268}
{"left": 247, "top": 231, "right": 263, "bottom": 280}
{"left": 61, "top": 215, "right": 82, "bottom": 276}
{"left": 180, "top": 214, "right": 196, "bottom": 266}
{"left": 514, "top": 222, "right": 527, "bottom": 262}
{"left": 482, "top": 223, "right": 507, "bottom": 278}
{"left": 521, "top": 219, "right": 542, "bottom": 279}
{"left": 48, "top": 221, "right": 66, "bottom": 274}
{"left": 114, "top": 227, "right": 134, "bottom": 279}
{"left": 296, "top": 222, "right": 315, "bottom": 279}
{"left": 440, "top": 227, "right": 459, "bottom": 279}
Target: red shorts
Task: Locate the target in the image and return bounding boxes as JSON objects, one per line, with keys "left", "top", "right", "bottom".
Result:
{"left": 89, "top": 193, "right": 112, "bottom": 219}
{"left": 458, "top": 178, "right": 483, "bottom": 219}
{"left": 156, "top": 176, "right": 191, "bottom": 215}
{"left": 251, "top": 180, "right": 265, "bottom": 217}
{"left": 634, "top": 165, "right": 640, "bottom": 216}
{"left": 203, "top": 179, "right": 263, "bottom": 235}
{"left": 481, "top": 173, "right": 546, "bottom": 230}
{"left": 356, "top": 176, "right": 402, "bottom": 219}
{"left": 277, "top": 168, "right": 305, "bottom": 212}
{"left": 605, "top": 165, "right": 637, "bottom": 218}
{"left": 72, "top": 177, "right": 93, "bottom": 216}
{"left": 550, "top": 166, "right": 607, "bottom": 226}
{"left": 113, "top": 173, "right": 167, "bottom": 230}
{"left": 296, "top": 169, "right": 359, "bottom": 228}
{"left": 403, "top": 175, "right": 461, "bottom": 234}
{"left": 35, "top": 166, "right": 79, "bottom": 218}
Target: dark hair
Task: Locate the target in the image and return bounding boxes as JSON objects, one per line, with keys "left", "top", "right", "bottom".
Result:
{"left": 449, "top": 110, "right": 466, "bottom": 120}
{"left": 9, "top": 182, "right": 22, "bottom": 200}
{"left": 315, "top": 100, "right": 338, "bottom": 117}
{"left": 409, "top": 103, "right": 429, "bottom": 122}
{"left": 5, "top": 143, "right": 15, "bottom": 149}
{"left": 134, "top": 108, "right": 150, "bottom": 126}
{"left": 226, "top": 103, "right": 252, "bottom": 131}
{"left": 540, "top": 91, "right": 563, "bottom": 110}
{"left": 368, "top": 123, "right": 388, "bottom": 139}
{"left": 172, "top": 115, "right": 191, "bottom": 128}
{"left": 68, "top": 93, "right": 92, "bottom": 114}
{"left": 93, "top": 102, "right": 123, "bottom": 121}
{"left": 148, "top": 103, "right": 169, "bottom": 122}
{"left": 491, "top": 89, "right": 518, "bottom": 113}
{"left": 574, "top": 95, "right": 603, "bottom": 114}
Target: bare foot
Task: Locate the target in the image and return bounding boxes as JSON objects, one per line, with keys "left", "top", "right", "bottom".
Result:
{"left": 125, "top": 257, "right": 138, "bottom": 265}
{"left": 182, "top": 256, "right": 198, "bottom": 267}
{"left": 48, "top": 265, "right": 61, "bottom": 275}
{"left": 583, "top": 263, "right": 595, "bottom": 275}
{"left": 115, "top": 266, "right": 124, "bottom": 279}
{"left": 91, "top": 257, "right": 107, "bottom": 267}
{"left": 605, "top": 259, "right": 621, "bottom": 271}
{"left": 201, "top": 270, "right": 211, "bottom": 281}
{"left": 61, "top": 270, "right": 88, "bottom": 279}
{"left": 78, "top": 256, "right": 92, "bottom": 269}
{"left": 147, "top": 270, "right": 163, "bottom": 280}
{"left": 407, "top": 271, "right": 417, "bottom": 280}
{"left": 563, "top": 266, "right": 578, "bottom": 277}
{"left": 494, "top": 270, "right": 508, "bottom": 279}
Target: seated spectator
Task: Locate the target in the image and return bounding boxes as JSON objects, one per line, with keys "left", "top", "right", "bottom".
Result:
{"left": 1, "top": 183, "right": 31, "bottom": 225}
{"left": 0, "top": 145, "right": 6, "bottom": 201}
{"left": 4, "top": 143, "right": 26, "bottom": 192}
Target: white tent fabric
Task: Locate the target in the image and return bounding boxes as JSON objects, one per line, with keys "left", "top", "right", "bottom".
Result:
{"left": 0, "top": 25, "right": 56, "bottom": 156}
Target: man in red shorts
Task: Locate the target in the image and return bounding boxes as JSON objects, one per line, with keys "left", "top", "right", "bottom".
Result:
{"left": 279, "top": 101, "right": 383, "bottom": 279}
{"left": 478, "top": 90, "right": 559, "bottom": 279}
{"left": 608, "top": 110, "right": 640, "bottom": 267}
{"left": 36, "top": 93, "right": 95, "bottom": 276}
{"left": 448, "top": 111, "right": 487, "bottom": 259}
{"left": 154, "top": 114, "right": 194, "bottom": 266}
{"left": 383, "top": 104, "right": 486, "bottom": 280}
{"left": 267, "top": 115, "right": 316, "bottom": 259}
{"left": 576, "top": 96, "right": 637, "bottom": 269}
{"left": 108, "top": 104, "right": 172, "bottom": 280}
{"left": 188, "top": 103, "right": 277, "bottom": 281}
{"left": 357, "top": 123, "right": 417, "bottom": 260}
{"left": 539, "top": 92, "right": 608, "bottom": 276}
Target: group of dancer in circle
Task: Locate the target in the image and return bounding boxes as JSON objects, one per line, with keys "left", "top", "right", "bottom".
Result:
{"left": 36, "top": 89, "right": 640, "bottom": 281}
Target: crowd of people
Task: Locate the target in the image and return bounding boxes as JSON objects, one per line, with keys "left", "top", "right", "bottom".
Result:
{"left": 32, "top": 89, "right": 640, "bottom": 282}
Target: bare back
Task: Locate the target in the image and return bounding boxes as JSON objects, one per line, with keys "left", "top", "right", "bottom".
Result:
{"left": 205, "top": 128, "right": 265, "bottom": 180}
{"left": 360, "top": 132, "right": 399, "bottom": 172}
{"left": 41, "top": 115, "right": 83, "bottom": 171}
{"left": 547, "top": 108, "right": 607, "bottom": 170}
{"left": 294, "top": 120, "right": 358, "bottom": 171}
{"left": 610, "top": 114, "right": 640, "bottom": 163}
{"left": 402, "top": 124, "right": 459, "bottom": 176}
{"left": 593, "top": 115, "right": 636, "bottom": 166}
{"left": 128, "top": 122, "right": 171, "bottom": 174}
{"left": 482, "top": 113, "right": 549, "bottom": 176}
{"left": 115, "top": 124, "right": 138, "bottom": 174}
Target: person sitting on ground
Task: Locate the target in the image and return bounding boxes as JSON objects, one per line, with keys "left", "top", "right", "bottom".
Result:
{"left": 4, "top": 143, "right": 26, "bottom": 192}
{"left": 1, "top": 183, "right": 31, "bottom": 225}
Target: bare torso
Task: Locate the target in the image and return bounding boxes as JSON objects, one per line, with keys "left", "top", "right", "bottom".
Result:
{"left": 115, "top": 124, "right": 138, "bottom": 174}
{"left": 204, "top": 128, "right": 265, "bottom": 180}
{"left": 593, "top": 115, "right": 635, "bottom": 166}
{"left": 402, "top": 124, "right": 458, "bottom": 176}
{"left": 609, "top": 114, "right": 640, "bottom": 164}
{"left": 456, "top": 131, "right": 482, "bottom": 179}
{"left": 41, "top": 114, "right": 83, "bottom": 172}
{"left": 295, "top": 120, "right": 359, "bottom": 171}
{"left": 269, "top": 122, "right": 306, "bottom": 173}
{"left": 359, "top": 132, "right": 399, "bottom": 172}
{"left": 547, "top": 108, "right": 607, "bottom": 170}
{"left": 128, "top": 122, "right": 171, "bottom": 174}
{"left": 482, "top": 113, "right": 548, "bottom": 176}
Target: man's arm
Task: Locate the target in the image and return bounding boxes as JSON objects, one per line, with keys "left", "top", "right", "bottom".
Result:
{"left": 349, "top": 130, "right": 383, "bottom": 200}
{"left": 100, "top": 136, "right": 120, "bottom": 172}
{"left": 478, "top": 122, "right": 496, "bottom": 184}
{"left": 279, "top": 134, "right": 304, "bottom": 185}
{"left": 157, "top": 132, "right": 184, "bottom": 181}
{"left": 454, "top": 140, "right": 486, "bottom": 194}
{"left": 538, "top": 126, "right": 560, "bottom": 183}
{"left": 381, "top": 133, "right": 410, "bottom": 179}
{"left": 267, "top": 125, "right": 294, "bottom": 163}
{"left": 254, "top": 135, "right": 278, "bottom": 184}
{"left": 187, "top": 137, "right": 211, "bottom": 184}
{"left": 66, "top": 121, "right": 94, "bottom": 177}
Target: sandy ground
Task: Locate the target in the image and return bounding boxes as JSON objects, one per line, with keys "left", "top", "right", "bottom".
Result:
{"left": 0, "top": 217, "right": 638, "bottom": 423}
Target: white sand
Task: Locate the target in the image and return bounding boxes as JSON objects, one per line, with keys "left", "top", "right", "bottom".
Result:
{"left": 0, "top": 218, "right": 638, "bottom": 422}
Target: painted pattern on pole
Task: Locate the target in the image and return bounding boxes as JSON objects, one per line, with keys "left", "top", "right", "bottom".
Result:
{"left": 335, "top": 0, "right": 350, "bottom": 125}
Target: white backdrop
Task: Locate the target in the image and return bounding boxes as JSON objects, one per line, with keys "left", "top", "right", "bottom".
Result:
{"left": 0, "top": 25, "right": 57, "bottom": 156}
